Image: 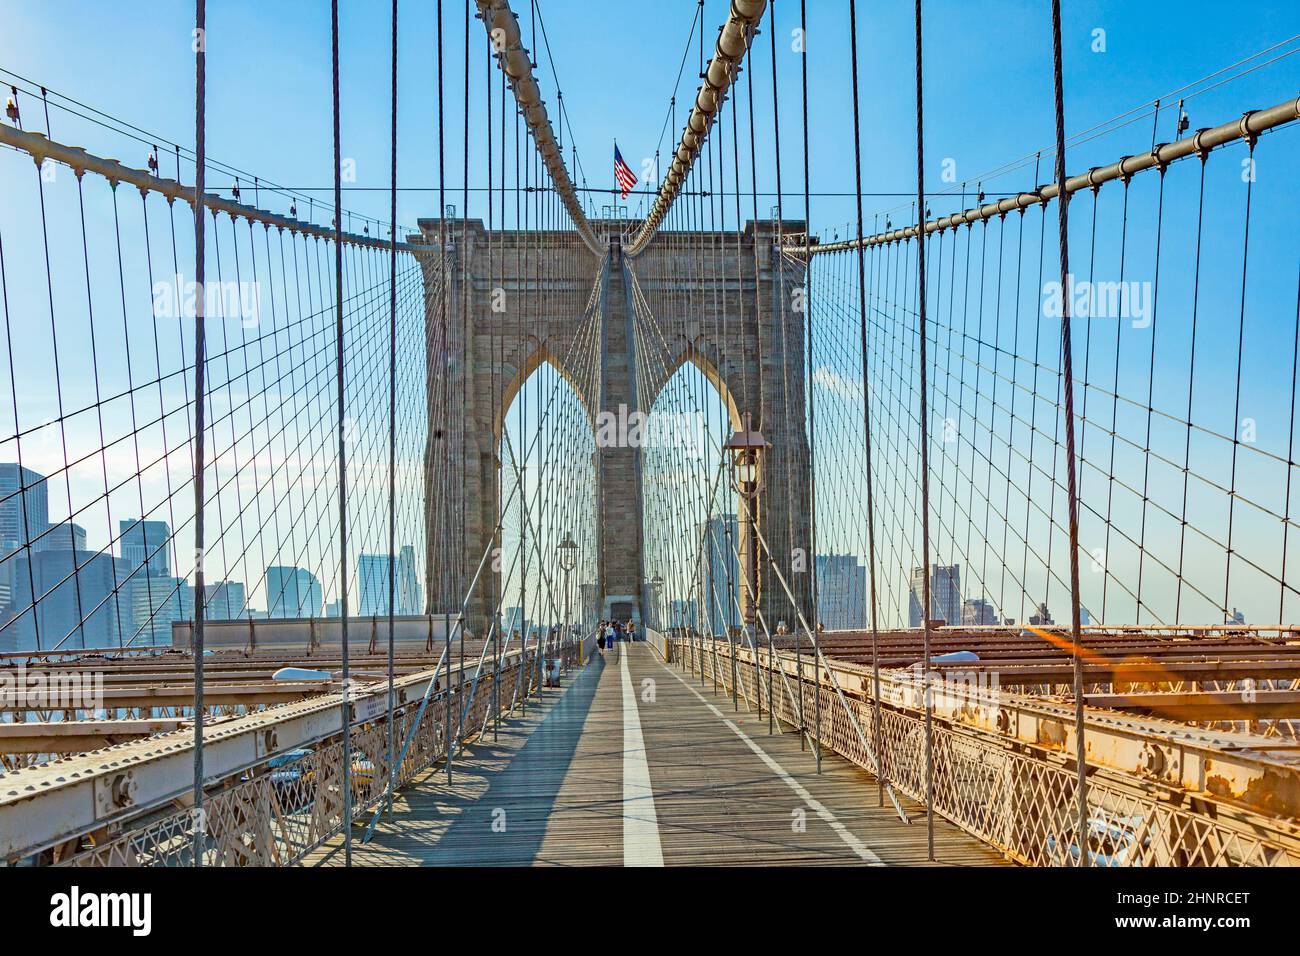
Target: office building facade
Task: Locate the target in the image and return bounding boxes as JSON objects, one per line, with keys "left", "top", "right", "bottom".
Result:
{"left": 961, "top": 597, "right": 998, "bottom": 625}
{"left": 909, "top": 563, "right": 962, "bottom": 627}
{"left": 265, "top": 566, "right": 323, "bottom": 618}
{"left": 815, "top": 553, "right": 866, "bottom": 629}
{"left": 119, "top": 519, "right": 171, "bottom": 577}
{"left": 357, "top": 547, "right": 423, "bottom": 617}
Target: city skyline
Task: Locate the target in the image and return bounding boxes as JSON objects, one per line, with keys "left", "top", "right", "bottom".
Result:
{"left": 0, "top": 459, "right": 432, "bottom": 650}
{"left": 0, "top": 451, "right": 1261, "bottom": 651}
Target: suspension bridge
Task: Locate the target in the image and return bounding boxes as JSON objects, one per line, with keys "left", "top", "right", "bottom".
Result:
{"left": 0, "top": 0, "right": 1298, "bottom": 871}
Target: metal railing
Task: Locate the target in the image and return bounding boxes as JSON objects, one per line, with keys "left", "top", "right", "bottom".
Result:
{"left": 668, "top": 634, "right": 1300, "bottom": 867}
{"left": 60, "top": 640, "right": 580, "bottom": 866}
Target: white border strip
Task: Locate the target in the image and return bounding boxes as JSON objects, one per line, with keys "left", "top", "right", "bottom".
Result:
{"left": 621, "top": 648, "right": 664, "bottom": 866}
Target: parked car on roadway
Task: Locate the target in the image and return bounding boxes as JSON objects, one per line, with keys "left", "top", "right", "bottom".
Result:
{"left": 1046, "top": 813, "right": 1148, "bottom": 866}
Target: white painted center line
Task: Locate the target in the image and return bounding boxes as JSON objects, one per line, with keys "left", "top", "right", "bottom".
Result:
{"left": 659, "top": 656, "right": 885, "bottom": 866}
{"left": 621, "top": 646, "right": 664, "bottom": 866}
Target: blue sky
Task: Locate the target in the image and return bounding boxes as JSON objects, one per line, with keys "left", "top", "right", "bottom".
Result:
{"left": 3, "top": 1, "right": 1296, "bottom": 235}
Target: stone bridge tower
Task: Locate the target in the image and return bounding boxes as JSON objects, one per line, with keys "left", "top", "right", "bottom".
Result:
{"left": 419, "top": 218, "right": 811, "bottom": 636}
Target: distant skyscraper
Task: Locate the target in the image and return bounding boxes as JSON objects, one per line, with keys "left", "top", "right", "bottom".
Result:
{"left": 127, "top": 575, "right": 191, "bottom": 646}
{"left": 8, "top": 549, "right": 132, "bottom": 650}
{"left": 0, "top": 463, "right": 49, "bottom": 552}
{"left": 265, "top": 566, "right": 322, "bottom": 618}
{"left": 933, "top": 565, "right": 961, "bottom": 625}
{"left": 357, "top": 548, "right": 421, "bottom": 617}
{"left": 699, "top": 514, "right": 740, "bottom": 636}
{"left": 119, "top": 519, "right": 171, "bottom": 577}
{"left": 961, "top": 597, "right": 997, "bottom": 625}
{"left": 816, "top": 554, "right": 866, "bottom": 629}
{"left": 44, "top": 522, "right": 87, "bottom": 552}
{"left": 396, "top": 545, "right": 421, "bottom": 615}
{"left": 0, "top": 464, "right": 49, "bottom": 620}
{"left": 1227, "top": 607, "right": 1245, "bottom": 626}
{"left": 1029, "top": 602, "right": 1054, "bottom": 626}
{"left": 118, "top": 520, "right": 177, "bottom": 643}
{"left": 909, "top": 563, "right": 961, "bottom": 626}
{"left": 357, "top": 554, "right": 389, "bottom": 617}
{"left": 204, "top": 580, "right": 247, "bottom": 619}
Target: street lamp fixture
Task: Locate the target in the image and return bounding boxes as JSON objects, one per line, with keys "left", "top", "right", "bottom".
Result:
{"left": 557, "top": 532, "right": 578, "bottom": 573}
{"left": 724, "top": 412, "right": 770, "bottom": 628}
{"left": 557, "top": 532, "right": 578, "bottom": 669}
{"left": 725, "top": 412, "right": 769, "bottom": 497}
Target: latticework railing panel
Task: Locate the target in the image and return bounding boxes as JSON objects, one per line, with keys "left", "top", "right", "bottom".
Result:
{"left": 64, "top": 644, "right": 555, "bottom": 866}
{"left": 670, "top": 634, "right": 1298, "bottom": 866}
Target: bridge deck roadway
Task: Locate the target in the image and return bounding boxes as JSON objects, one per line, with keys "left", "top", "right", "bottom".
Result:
{"left": 304, "top": 643, "right": 1008, "bottom": 867}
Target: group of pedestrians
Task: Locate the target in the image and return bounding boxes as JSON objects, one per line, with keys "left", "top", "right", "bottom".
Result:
{"left": 595, "top": 618, "right": 636, "bottom": 653}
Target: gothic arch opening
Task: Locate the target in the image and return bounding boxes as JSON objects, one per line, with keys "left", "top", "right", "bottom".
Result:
{"left": 495, "top": 355, "right": 599, "bottom": 646}
{"left": 639, "top": 350, "right": 741, "bottom": 636}
{"left": 496, "top": 341, "right": 597, "bottom": 446}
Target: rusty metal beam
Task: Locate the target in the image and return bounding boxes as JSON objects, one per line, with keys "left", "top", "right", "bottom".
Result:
{"left": 931, "top": 659, "right": 1300, "bottom": 685}
{"left": 0, "top": 720, "right": 186, "bottom": 755}
{"left": 1084, "top": 690, "right": 1300, "bottom": 721}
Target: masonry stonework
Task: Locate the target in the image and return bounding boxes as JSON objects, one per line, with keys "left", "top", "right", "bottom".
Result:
{"left": 419, "top": 218, "right": 810, "bottom": 636}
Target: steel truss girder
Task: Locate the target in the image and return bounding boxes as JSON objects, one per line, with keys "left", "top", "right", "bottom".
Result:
{"left": 0, "top": 653, "right": 510, "bottom": 861}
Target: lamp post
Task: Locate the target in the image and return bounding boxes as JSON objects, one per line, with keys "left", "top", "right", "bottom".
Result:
{"left": 725, "top": 412, "right": 769, "bottom": 719}
{"left": 558, "top": 532, "right": 578, "bottom": 671}
{"left": 725, "top": 412, "right": 769, "bottom": 625}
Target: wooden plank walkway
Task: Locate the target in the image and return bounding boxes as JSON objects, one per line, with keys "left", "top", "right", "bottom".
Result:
{"left": 305, "top": 642, "right": 1010, "bottom": 867}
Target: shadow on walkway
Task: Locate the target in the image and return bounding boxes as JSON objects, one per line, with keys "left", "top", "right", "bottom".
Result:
{"left": 408, "top": 653, "right": 606, "bottom": 865}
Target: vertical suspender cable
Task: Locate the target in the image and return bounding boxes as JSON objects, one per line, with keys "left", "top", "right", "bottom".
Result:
{"left": 912, "top": 0, "right": 935, "bottom": 860}
{"left": 512, "top": 108, "right": 522, "bottom": 712}
{"left": 511, "top": 105, "right": 522, "bottom": 710}
{"left": 1049, "top": 0, "right": 1089, "bottom": 866}
{"left": 385, "top": 0, "right": 399, "bottom": 821}
{"left": 797, "top": 0, "right": 822, "bottom": 772}
{"left": 330, "top": 0, "right": 354, "bottom": 868}
{"left": 768, "top": 0, "right": 795, "bottom": 736}
{"left": 847, "top": 0, "right": 887, "bottom": 810}
{"left": 460, "top": 0, "right": 471, "bottom": 722}
{"left": 191, "top": 0, "right": 207, "bottom": 868}
{"left": 743, "top": 27, "right": 764, "bottom": 712}
{"left": 729, "top": 53, "right": 750, "bottom": 701}
{"left": 1224, "top": 136, "right": 1255, "bottom": 620}
{"left": 494, "top": 57, "right": 505, "bottom": 737}
{"left": 1282, "top": 202, "right": 1300, "bottom": 622}
{"left": 436, "top": 0, "right": 454, "bottom": 785}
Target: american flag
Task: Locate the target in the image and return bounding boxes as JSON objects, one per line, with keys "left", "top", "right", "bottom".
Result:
{"left": 614, "top": 144, "right": 638, "bottom": 200}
